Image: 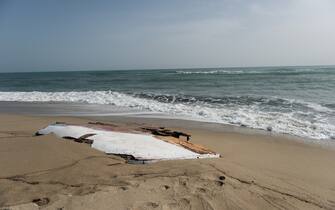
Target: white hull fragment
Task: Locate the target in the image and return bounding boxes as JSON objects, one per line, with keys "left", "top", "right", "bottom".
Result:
{"left": 37, "top": 124, "right": 220, "bottom": 161}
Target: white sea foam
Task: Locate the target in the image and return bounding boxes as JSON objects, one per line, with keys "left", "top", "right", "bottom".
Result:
{"left": 175, "top": 67, "right": 328, "bottom": 75}
{"left": 176, "top": 70, "right": 244, "bottom": 74}
{"left": 0, "top": 91, "right": 334, "bottom": 141}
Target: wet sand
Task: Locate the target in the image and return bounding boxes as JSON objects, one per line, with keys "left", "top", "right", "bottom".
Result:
{"left": 0, "top": 114, "right": 335, "bottom": 210}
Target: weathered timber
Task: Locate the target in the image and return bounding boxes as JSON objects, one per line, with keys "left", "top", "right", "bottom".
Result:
{"left": 88, "top": 121, "right": 118, "bottom": 127}
{"left": 141, "top": 127, "right": 191, "bottom": 141}
{"left": 157, "top": 136, "right": 218, "bottom": 155}
{"left": 63, "top": 133, "right": 95, "bottom": 145}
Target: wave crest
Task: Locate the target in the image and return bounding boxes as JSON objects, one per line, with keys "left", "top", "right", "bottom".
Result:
{"left": 0, "top": 91, "right": 334, "bottom": 140}
{"left": 175, "top": 67, "right": 334, "bottom": 75}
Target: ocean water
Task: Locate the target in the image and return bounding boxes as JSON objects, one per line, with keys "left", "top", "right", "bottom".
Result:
{"left": 0, "top": 66, "right": 335, "bottom": 141}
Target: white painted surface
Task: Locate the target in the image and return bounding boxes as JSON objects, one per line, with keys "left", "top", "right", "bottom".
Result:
{"left": 38, "top": 124, "right": 220, "bottom": 161}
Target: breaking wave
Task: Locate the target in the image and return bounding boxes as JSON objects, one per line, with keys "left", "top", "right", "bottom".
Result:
{"left": 175, "top": 67, "right": 333, "bottom": 75}
{"left": 0, "top": 91, "right": 334, "bottom": 141}
{"left": 176, "top": 70, "right": 243, "bottom": 74}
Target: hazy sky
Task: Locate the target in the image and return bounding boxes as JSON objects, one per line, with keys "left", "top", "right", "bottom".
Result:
{"left": 0, "top": 0, "right": 335, "bottom": 72}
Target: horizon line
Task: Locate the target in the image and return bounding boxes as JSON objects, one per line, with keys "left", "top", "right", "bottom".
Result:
{"left": 1, "top": 64, "right": 335, "bottom": 74}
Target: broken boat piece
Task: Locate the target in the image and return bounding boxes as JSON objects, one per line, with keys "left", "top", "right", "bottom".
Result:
{"left": 36, "top": 123, "right": 220, "bottom": 163}
{"left": 62, "top": 133, "right": 95, "bottom": 145}
{"left": 141, "top": 127, "right": 191, "bottom": 141}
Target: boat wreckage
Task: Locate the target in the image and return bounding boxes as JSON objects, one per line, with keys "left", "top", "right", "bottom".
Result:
{"left": 36, "top": 122, "right": 220, "bottom": 163}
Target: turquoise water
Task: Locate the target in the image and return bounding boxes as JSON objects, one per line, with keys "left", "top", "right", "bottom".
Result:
{"left": 1, "top": 66, "right": 335, "bottom": 140}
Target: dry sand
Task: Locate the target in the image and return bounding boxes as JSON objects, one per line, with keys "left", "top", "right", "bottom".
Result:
{"left": 0, "top": 114, "right": 335, "bottom": 210}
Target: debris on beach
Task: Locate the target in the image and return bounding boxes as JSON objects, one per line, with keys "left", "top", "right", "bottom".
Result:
{"left": 32, "top": 197, "right": 50, "bottom": 206}
{"left": 141, "top": 127, "right": 191, "bottom": 141}
{"left": 36, "top": 122, "right": 220, "bottom": 163}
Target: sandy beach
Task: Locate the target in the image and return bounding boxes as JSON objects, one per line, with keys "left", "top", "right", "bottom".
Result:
{"left": 1, "top": 113, "right": 335, "bottom": 210}
{"left": 2, "top": 0, "right": 335, "bottom": 209}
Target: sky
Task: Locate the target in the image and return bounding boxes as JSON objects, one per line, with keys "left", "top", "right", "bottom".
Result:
{"left": 0, "top": 0, "right": 335, "bottom": 72}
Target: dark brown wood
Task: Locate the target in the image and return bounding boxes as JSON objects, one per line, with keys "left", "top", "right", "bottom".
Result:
{"left": 88, "top": 122, "right": 118, "bottom": 127}
{"left": 141, "top": 127, "right": 191, "bottom": 141}
{"left": 62, "top": 133, "right": 95, "bottom": 145}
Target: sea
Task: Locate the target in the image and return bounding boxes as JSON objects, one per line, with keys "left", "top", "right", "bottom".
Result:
{"left": 0, "top": 66, "right": 334, "bottom": 141}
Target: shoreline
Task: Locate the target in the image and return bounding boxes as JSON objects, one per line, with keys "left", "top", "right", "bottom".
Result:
{"left": 0, "top": 101, "right": 333, "bottom": 148}
{"left": 1, "top": 113, "right": 335, "bottom": 209}
{"left": 87, "top": 115, "right": 333, "bottom": 148}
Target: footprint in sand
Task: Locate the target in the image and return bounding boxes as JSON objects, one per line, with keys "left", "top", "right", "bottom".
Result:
{"left": 214, "top": 175, "right": 226, "bottom": 186}
{"left": 215, "top": 180, "right": 224, "bottom": 186}
{"left": 119, "top": 186, "right": 128, "bottom": 191}
{"left": 32, "top": 197, "right": 50, "bottom": 206}
{"left": 145, "top": 202, "right": 159, "bottom": 208}
{"left": 196, "top": 187, "right": 207, "bottom": 193}
{"left": 161, "top": 185, "right": 170, "bottom": 190}
{"left": 219, "top": 175, "right": 226, "bottom": 181}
